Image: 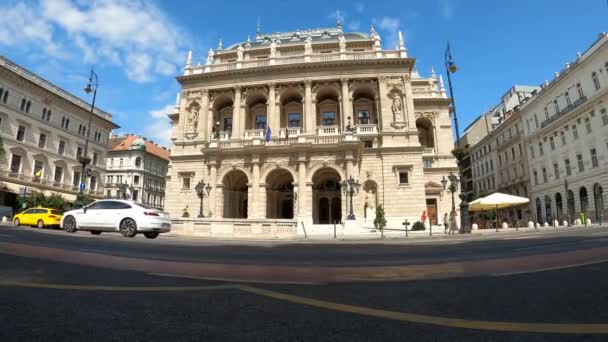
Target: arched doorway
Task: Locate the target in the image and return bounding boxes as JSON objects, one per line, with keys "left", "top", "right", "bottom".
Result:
{"left": 535, "top": 198, "right": 542, "bottom": 224}
{"left": 594, "top": 183, "right": 604, "bottom": 220}
{"left": 222, "top": 170, "right": 248, "bottom": 218}
{"left": 312, "top": 168, "right": 342, "bottom": 224}
{"left": 555, "top": 193, "right": 563, "bottom": 221}
{"left": 567, "top": 190, "right": 575, "bottom": 221}
{"left": 544, "top": 195, "right": 552, "bottom": 223}
{"left": 416, "top": 117, "right": 435, "bottom": 149}
{"left": 580, "top": 187, "right": 589, "bottom": 216}
{"left": 266, "top": 169, "right": 294, "bottom": 219}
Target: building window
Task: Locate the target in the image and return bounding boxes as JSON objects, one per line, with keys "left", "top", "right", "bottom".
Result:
{"left": 135, "top": 157, "right": 142, "bottom": 167}
{"left": 577, "top": 154, "right": 584, "bottom": 172}
{"left": 560, "top": 131, "right": 566, "bottom": 145}
{"left": 538, "top": 142, "right": 544, "bottom": 156}
{"left": 423, "top": 159, "right": 432, "bottom": 168}
{"left": 357, "top": 110, "right": 370, "bottom": 124}
{"left": 1, "top": 89, "right": 8, "bottom": 104}
{"left": 10, "top": 154, "right": 21, "bottom": 173}
{"left": 549, "top": 136, "right": 555, "bottom": 151}
{"left": 42, "top": 108, "right": 51, "bottom": 121}
{"left": 511, "top": 147, "right": 515, "bottom": 159}
{"left": 602, "top": 108, "right": 608, "bottom": 125}
{"left": 490, "top": 159, "right": 494, "bottom": 171}
{"left": 542, "top": 168, "right": 547, "bottom": 183}
{"left": 119, "top": 158, "right": 123, "bottom": 166}
{"left": 364, "top": 140, "right": 373, "bottom": 148}
{"left": 585, "top": 118, "right": 592, "bottom": 133}
{"left": 134, "top": 175, "right": 140, "bottom": 185}
{"left": 322, "top": 112, "right": 336, "bottom": 126}
{"left": 591, "top": 148, "right": 598, "bottom": 168}
{"left": 530, "top": 145, "right": 535, "bottom": 158}
{"left": 132, "top": 190, "right": 138, "bottom": 201}
{"left": 58, "top": 141, "right": 65, "bottom": 155}
{"left": 533, "top": 170, "right": 538, "bottom": 185}
{"left": 398, "top": 172, "right": 409, "bottom": 185}
{"left": 534, "top": 114, "right": 539, "bottom": 128}
{"left": 572, "top": 125, "right": 578, "bottom": 139}
{"left": 92, "top": 152, "right": 98, "bottom": 166}
{"left": 76, "top": 146, "right": 83, "bottom": 158}
{"left": 288, "top": 113, "right": 301, "bottom": 128}
{"left": 565, "top": 92, "right": 571, "bottom": 106}
{"left": 20, "top": 98, "right": 26, "bottom": 112}
{"left": 518, "top": 143, "right": 522, "bottom": 155}
{"left": 90, "top": 176, "right": 97, "bottom": 191}
{"left": 16, "top": 125, "right": 26, "bottom": 142}
{"left": 54, "top": 166, "right": 63, "bottom": 183}
{"left": 592, "top": 72, "right": 601, "bottom": 90}
{"left": 544, "top": 106, "right": 549, "bottom": 120}
{"left": 182, "top": 177, "right": 191, "bottom": 190}
{"left": 554, "top": 163, "right": 560, "bottom": 179}
{"left": 577, "top": 83, "right": 584, "bottom": 98}
{"left": 33, "top": 160, "right": 44, "bottom": 178}
{"left": 565, "top": 159, "right": 571, "bottom": 176}
{"left": 498, "top": 154, "right": 502, "bottom": 165}
{"left": 255, "top": 115, "right": 267, "bottom": 130}
{"left": 223, "top": 117, "right": 232, "bottom": 132}
{"left": 72, "top": 171, "right": 81, "bottom": 187}
{"left": 38, "top": 133, "right": 46, "bottom": 148}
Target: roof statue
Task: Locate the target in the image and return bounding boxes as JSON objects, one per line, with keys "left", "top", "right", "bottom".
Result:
{"left": 217, "top": 38, "right": 223, "bottom": 51}
{"left": 206, "top": 48, "right": 214, "bottom": 65}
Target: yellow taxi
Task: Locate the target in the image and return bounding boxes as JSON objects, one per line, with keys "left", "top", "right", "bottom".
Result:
{"left": 13, "top": 207, "right": 63, "bottom": 228}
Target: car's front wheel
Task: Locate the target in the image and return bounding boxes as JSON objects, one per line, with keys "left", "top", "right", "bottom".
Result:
{"left": 13, "top": 218, "right": 20, "bottom": 226}
{"left": 37, "top": 220, "right": 45, "bottom": 229}
{"left": 63, "top": 216, "right": 77, "bottom": 233}
{"left": 119, "top": 218, "right": 137, "bottom": 238}
{"left": 143, "top": 232, "right": 159, "bottom": 239}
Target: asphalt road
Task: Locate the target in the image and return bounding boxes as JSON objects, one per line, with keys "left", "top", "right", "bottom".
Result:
{"left": 1, "top": 225, "right": 608, "bottom": 341}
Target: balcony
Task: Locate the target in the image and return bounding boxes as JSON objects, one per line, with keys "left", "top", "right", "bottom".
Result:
{"left": 218, "top": 131, "right": 231, "bottom": 141}
{"left": 188, "top": 50, "right": 406, "bottom": 75}
{"left": 422, "top": 147, "right": 436, "bottom": 155}
{"left": 1, "top": 170, "right": 104, "bottom": 197}
{"left": 279, "top": 127, "right": 301, "bottom": 138}
{"left": 317, "top": 125, "right": 340, "bottom": 136}
{"left": 355, "top": 124, "right": 378, "bottom": 135}
{"left": 244, "top": 129, "right": 264, "bottom": 139}
{"left": 541, "top": 96, "right": 587, "bottom": 129}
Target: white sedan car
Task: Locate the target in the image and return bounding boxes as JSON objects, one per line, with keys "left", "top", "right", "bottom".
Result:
{"left": 61, "top": 200, "right": 171, "bottom": 239}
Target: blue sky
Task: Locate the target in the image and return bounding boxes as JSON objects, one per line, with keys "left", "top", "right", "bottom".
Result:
{"left": 1, "top": 0, "right": 607, "bottom": 147}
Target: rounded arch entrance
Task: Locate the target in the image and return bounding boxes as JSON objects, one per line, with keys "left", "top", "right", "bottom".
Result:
{"left": 544, "top": 195, "right": 552, "bottom": 223}
{"left": 567, "top": 190, "right": 575, "bottom": 221}
{"left": 580, "top": 186, "right": 589, "bottom": 216}
{"left": 266, "top": 168, "right": 294, "bottom": 219}
{"left": 416, "top": 117, "right": 435, "bottom": 148}
{"left": 555, "top": 192, "right": 563, "bottom": 221}
{"left": 535, "top": 198, "right": 542, "bottom": 224}
{"left": 594, "top": 183, "right": 604, "bottom": 220}
{"left": 312, "top": 167, "right": 342, "bottom": 224}
{"left": 221, "top": 170, "right": 248, "bottom": 218}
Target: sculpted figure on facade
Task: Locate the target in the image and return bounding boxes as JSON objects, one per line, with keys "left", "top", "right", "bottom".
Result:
{"left": 270, "top": 40, "right": 277, "bottom": 58}
{"left": 206, "top": 48, "right": 214, "bottom": 65}
{"left": 338, "top": 34, "right": 346, "bottom": 52}
{"left": 391, "top": 93, "right": 403, "bottom": 122}
{"left": 237, "top": 45, "right": 244, "bottom": 61}
{"left": 186, "top": 103, "right": 200, "bottom": 133}
{"left": 305, "top": 35, "right": 312, "bottom": 54}
{"left": 364, "top": 189, "right": 376, "bottom": 223}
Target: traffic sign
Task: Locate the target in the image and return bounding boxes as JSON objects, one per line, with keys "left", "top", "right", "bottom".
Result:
{"left": 80, "top": 182, "right": 86, "bottom": 191}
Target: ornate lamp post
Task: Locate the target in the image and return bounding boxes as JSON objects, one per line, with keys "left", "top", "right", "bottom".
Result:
{"left": 195, "top": 180, "right": 212, "bottom": 218}
{"left": 76, "top": 69, "right": 98, "bottom": 207}
{"left": 442, "top": 173, "right": 459, "bottom": 214}
{"left": 445, "top": 43, "right": 471, "bottom": 233}
{"left": 341, "top": 176, "right": 360, "bottom": 220}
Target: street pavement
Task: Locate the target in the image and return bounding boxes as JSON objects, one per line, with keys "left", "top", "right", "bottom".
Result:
{"left": 1, "top": 225, "right": 608, "bottom": 341}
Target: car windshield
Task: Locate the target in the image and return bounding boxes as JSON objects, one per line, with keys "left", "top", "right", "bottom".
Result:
{"left": 50, "top": 210, "right": 62, "bottom": 215}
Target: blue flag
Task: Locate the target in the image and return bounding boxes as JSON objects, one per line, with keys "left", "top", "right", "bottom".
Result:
{"left": 265, "top": 126, "right": 271, "bottom": 142}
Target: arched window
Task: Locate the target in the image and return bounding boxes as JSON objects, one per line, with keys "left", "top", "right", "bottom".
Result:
{"left": 20, "top": 98, "right": 26, "bottom": 111}
{"left": 25, "top": 100, "right": 31, "bottom": 113}
{"left": 592, "top": 72, "right": 601, "bottom": 90}
{"left": 135, "top": 157, "right": 142, "bottom": 167}
{"left": 2, "top": 90, "right": 8, "bottom": 104}
{"left": 577, "top": 83, "right": 584, "bottom": 99}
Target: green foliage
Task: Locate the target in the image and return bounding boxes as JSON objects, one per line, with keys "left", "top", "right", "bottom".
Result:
{"left": 478, "top": 211, "right": 496, "bottom": 220}
{"left": 412, "top": 220, "right": 426, "bottom": 231}
{"left": 22, "top": 191, "right": 69, "bottom": 210}
{"left": 373, "top": 205, "right": 387, "bottom": 230}
{"left": 451, "top": 146, "right": 468, "bottom": 161}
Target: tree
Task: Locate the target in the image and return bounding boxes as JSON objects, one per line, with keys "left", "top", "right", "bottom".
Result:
{"left": 373, "top": 205, "right": 387, "bottom": 233}
{"left": 412, "top": 220, "right": 426, "bottom": 231}
{"left": 45, "top": 193, "right": 67, "bottom": 210}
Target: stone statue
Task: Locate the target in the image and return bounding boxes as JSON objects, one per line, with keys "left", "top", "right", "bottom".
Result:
{"left": 338, "top": 34, "right": 346, "bottom": 51}
{"left": 364, "top": 189, "right": 376, "bottom": 223}
{"left": 187, "top": 104, "right": 199, "bottom": 132}
{"left": 391, "top": 94, "right": 403, "bottom": 122}
{"left": 270, "top": 40, "right": 277, "bottom": 57}
{"left": 237, "top": 45, "right": 244, "bottom": 61}
{"left": 305, "top": 35, "right": 312, "bottom": 54}
{"left": 206, "top": 48, "right": 214, "bottom": 65}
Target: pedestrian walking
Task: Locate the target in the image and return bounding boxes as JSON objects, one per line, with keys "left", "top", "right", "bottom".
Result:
{"left": 449, "top": 210, "right": 457, "bottom": 235}
{"left": 443, "top": 213, "right": 449, "bottom": 233}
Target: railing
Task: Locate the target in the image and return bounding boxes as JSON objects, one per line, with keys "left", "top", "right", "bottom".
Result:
{"left": 244, "top": 129, "right": 264, "bottom": 139}
{"left": 355, "top": 124, "right": 378, "bottom": 135}
{"left": 541, "top": 96, "right": 587, "bottom": 129}
{"left": 279, "top": 127, "right": 301, "bottom": 138}
{"left": 188, "top": 49, "right": 404, "bottom": 75}
{"left": 317, "top": 125, "right": 340, "bottom": 136}
{"left": 218, "top": 131, "right": 231, "bottom": 140}
{"left": 1, "top": 170, "right": 104, "bottom": 196}
{"left": 422, "top": 147, "right": 436, "bottom": 155}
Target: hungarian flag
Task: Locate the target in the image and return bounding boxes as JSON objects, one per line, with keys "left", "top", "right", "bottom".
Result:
{"left": 265, "top": 126, "right": 271, "bottom": 142}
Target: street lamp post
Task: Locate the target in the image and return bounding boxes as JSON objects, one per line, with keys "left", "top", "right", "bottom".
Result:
{"left": 76, "top": 69, "right": 98, "bottom": 207}
{"left": 341, "top": 176, "right": 360, "bottom": 220}
{"left": 445, "top": 43, "right": 471, "bottom": 233}
{"left": 564, "top": 178, "right": 570, "bottom": 227}
{"left": 442, "top": 174, "right": 459, "bottom": 215}
{"left": 195, "top": 180, "right": 212, "bottom": 218}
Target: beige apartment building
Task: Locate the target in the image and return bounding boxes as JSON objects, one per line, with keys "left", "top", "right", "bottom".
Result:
{"left": 165, "top": 23, "right": 459, "bottom": 237}
{"left": 522, "top": 33, "right": 608, "bottom": 224}
{"left": 0, "top": 56, "right": 118, "bottom": 213}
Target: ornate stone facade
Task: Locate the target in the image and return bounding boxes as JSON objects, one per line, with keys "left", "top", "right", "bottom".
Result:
{"left": 165, "top": 25, "right": 459, "bottom": 237}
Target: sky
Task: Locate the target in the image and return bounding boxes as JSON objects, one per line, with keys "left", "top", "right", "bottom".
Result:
{"left": 1, "top": 0, "right": 607, "bottom": 148}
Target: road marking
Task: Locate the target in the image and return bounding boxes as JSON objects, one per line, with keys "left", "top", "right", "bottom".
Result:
{"left": 0, "top": 281, "right": 239, "bottom": 292}
{"left": 238, "top": 285, "right": 608, "bottom": 334}
{"left": 147, "top": 272, "right": 324, "bottom": 285}
{"left": 501, "top": 235, "right": 544, "bottom": 240}
{"left": 493, "top": 258, "right": 608, "bottom": 277}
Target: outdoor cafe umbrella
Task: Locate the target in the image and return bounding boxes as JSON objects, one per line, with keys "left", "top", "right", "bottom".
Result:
{"left": 468, "top": 192, "right": 530, "bottom": 228}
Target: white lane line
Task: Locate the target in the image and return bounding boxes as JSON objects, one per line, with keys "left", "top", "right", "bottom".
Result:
{"left": 494, "top": 258, "right": 608, "bottom": 276}
{"left": 591, "top": 231, "right": 608, "bottom": 236}
{"left": 501, "top": 235, "right": 544, "bottom": 240}
{"left": 147, "top": 272, "right": 325, "bottom": 285}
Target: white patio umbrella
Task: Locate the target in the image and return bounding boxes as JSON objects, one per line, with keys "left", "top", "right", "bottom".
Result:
{"left": 469, "top": 192, "right": 530, "bottom": 228}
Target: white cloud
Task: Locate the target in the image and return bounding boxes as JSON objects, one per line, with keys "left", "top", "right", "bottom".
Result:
{"left": 377, "top": 17, "right": 400, "bottom": 32}
{"left": 145, "top": 104, "right": 175, "bottom": 147}
{"left": 0, "top": 0, "right": 189, "bottom": 83}
{"left": 440, "top": 0, "right": 453, "bottom": 19}
{"left": 347, "top": 21, "right": 361, "bottom": 31}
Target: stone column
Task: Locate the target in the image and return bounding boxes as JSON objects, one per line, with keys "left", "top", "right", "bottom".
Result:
{"left": 267, "top": 83, "right": 276, "bottom": 137}
{"left": 232, "top": 86, "right": 242, "bottom": 139}
{"left": 377, "top": 76, "right": 390, "bottom": 130}
{"left": 251, "top": 156, "right": 262, "bottom": 218}
{"left": 304, "top": 79, "right": 312, "bottom": 133}
{"left": 271, "top": 86, "right": 281, "bottom": 135}
{"left": 341, "top": 78, "right": 351, "bottom": 130}
{"left": 199, "top": 89, "right": 209, "bottom": 139}
{"left": 177, "top": 91, "right": 186, "bottom": 138}
{"left": 297, "top": 154, "right": 307, "bottom": 221}
{"left": 208, "top": 161, "right": 218, "bottom": 217}
{"left": 402, "top": 74, "right": 415, "bottom": 128}
{"left": 374, "top": 95, "right": 381, "bottom": 126}
{"left": 207, "top": 103, "right": 214, "bottom": 141}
